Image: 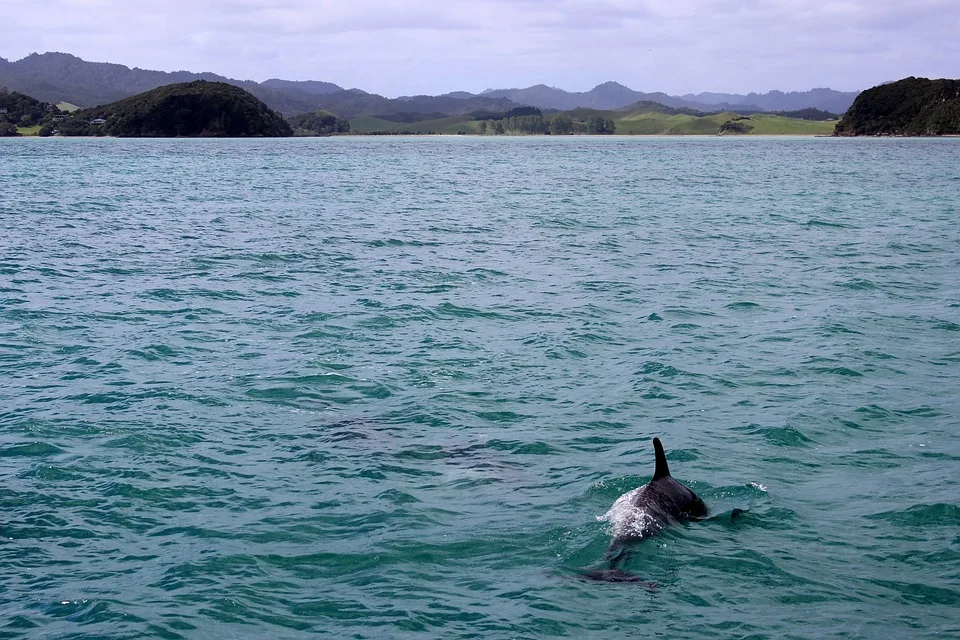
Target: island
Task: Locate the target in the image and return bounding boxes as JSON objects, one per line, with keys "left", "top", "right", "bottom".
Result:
{"left": 57, "top": 81, "right": 292, "bottom": 137}
{"left": 834, "top": 77, "right": 960, "bottom": 136}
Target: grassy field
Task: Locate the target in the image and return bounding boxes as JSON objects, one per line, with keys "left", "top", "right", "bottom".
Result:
{"left": 737, "top": 114, "right": 837, "bottom": 135}
{"left": 16, "top": 125, "right": 42, "bottom": 136}
{"left": 614, "top": 111, "right": 720, "bottom": 134}
{"left": 57, "top": 102, "right": 80, "bottom": 112}
{"left": 612, "top": 109, "right": 836, "bottom": 135}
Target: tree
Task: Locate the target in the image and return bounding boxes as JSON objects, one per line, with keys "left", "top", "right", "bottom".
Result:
{"left": 718, "top": 119, "right": 754, "bottom": 134}
{"left": 549, "top": 115, "right": 574, "bottom": 135}
{"left": 505, "top": 106, "right": 542, "bottom": 118}
{"left": 287, "top": 109, "right": 349, "bottom": 136}
{"left": 585, "top": 116, "right": 616, "bottom": 134}
{"left": 57, "top": 117, "right": 94, "bottom": 136}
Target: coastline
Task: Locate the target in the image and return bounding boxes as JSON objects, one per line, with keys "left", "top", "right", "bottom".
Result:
{"left": 4, "top": 133, "right": 836, "bottom": 139}
{"left": 0, "top": 133, "right": 960, "bottom": 140}
{"left": 6, "top": 132, "right": 960, "bottom": 140}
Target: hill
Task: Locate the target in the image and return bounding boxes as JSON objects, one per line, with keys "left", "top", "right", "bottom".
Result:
{"left": 0, "top": 52, "right": 518, "bottom": 119}
{"left": 0, "top": 52, "right": 339, "bottom": 114}
{"left": 833, "top": 77, "right": 960, "bottom": 136}
{"left": 304, "top": 90, "right": 517, "bottom": 121}
{"left": 1, "top": 52, "right": 265, "bottom": 108}
{"left": 610, "top": 108, "right": 834, "bottom": 135}
{"left": 260, "top": 78, "right": 342, "bottom": 95}
{"left": 0, "top": 88, "right": 59, "bottom": 134}
{"left": 62, "top": 81, "right": 292, "bottom": 137}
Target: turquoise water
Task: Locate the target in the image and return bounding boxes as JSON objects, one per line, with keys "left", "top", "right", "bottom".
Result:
{"left": 1, "top": 136, "right": 958, "bottom": 639}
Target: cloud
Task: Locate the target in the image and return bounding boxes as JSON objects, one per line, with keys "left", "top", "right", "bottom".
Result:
{"left": 1, "top": 0, "right": 957, "bottom": 95}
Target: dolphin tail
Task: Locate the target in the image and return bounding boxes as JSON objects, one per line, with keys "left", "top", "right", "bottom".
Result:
{"left": 652, "top": 437, "right": 671, "bottom": 480}
{"left": 578, "top": 568, "right": 655, "bottom": 585}
{"left": 577, "top": 543, "right": 653, "bottom": 584}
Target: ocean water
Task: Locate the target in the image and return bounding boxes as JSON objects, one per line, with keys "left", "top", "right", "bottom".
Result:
{"left": 1, "top": 136, "right": 958, "bottom": 639}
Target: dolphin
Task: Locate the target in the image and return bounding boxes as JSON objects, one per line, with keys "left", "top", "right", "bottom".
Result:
{"left": 581, "top": 437, "right": 707, "bottom": 583}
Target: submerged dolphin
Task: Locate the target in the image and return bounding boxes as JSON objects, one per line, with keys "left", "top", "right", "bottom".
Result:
{"left": 582, "top": 437, "right": 707, "bottom": 583}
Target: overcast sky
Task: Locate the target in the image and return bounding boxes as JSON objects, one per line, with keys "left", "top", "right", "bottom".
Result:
{"left": 2, "top": 0, "right": 957, "bottom": 97}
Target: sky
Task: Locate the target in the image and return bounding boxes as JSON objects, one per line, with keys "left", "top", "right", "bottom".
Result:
{"left": 2, "top": 0, "right": 957, "bottom": 97}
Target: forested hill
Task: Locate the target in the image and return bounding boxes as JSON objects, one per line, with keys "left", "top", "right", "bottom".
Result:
{"left": 834, "top": 77, "right": 960, "bottom": 136}
{"left": 0, "top": 52, "right": 336, "bottom": 114}
{"left": 0, "top": 88, "right": 57, "bottom": 134}
{"left": 65, "top": 81, "right": 292, "bottom": 137}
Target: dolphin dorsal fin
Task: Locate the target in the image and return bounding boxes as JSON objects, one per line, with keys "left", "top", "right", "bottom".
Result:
{"left": 652, "top": 437, "right": 671, "bottom": 480}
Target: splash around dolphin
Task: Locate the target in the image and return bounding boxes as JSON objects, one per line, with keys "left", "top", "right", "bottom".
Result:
{"left": 581, "top": 437, "right": 707, "bottom": 583}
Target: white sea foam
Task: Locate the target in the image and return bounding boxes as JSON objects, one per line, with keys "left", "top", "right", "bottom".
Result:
{"left": 597, "top": 485, "right": 662, "bottom": 539}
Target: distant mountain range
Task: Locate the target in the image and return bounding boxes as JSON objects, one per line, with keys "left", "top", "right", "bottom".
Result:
{"left": 0, "top": 52, "right": 861, "bottom": 118}
{"left": 477, "top": 82, "right": 710, "bottom": 111}
{"left": 678, "top": 88, "right": 860, "bottom": 114}
{"left": 475, "top": 82, "right": 859, "bottom": 115}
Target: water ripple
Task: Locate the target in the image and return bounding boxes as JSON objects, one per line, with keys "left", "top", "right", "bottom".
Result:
{"left": 1, "top": 137, "right": 958, "bottom": 639}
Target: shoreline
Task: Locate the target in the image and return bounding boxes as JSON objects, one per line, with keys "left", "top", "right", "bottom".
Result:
{"left": 5, "top": 132, "right": 960, "bottom": 140}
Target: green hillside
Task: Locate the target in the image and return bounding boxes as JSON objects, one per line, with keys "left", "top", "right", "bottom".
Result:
{"left": 744, "top": 114, "right": 836, "bottom": 134}
{"left": 63, "top": 81, "right": 292, "bottom": 137}
{"left": 1, "top": 88, "right": 58, "bottom": 125}
{"left": 834, "top": 76, "right": 960, "bottom": 136}
{"left": 612, "top": 109, "right": 835, "bottom": 135}
{"left": 614, "top": 111, "right": 719, "bottom": 134}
